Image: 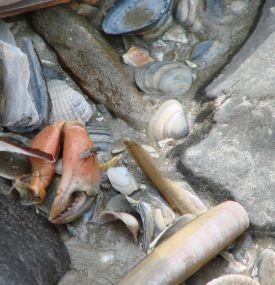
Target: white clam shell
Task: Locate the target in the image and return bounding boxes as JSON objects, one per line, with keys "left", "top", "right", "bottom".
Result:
{"left": 107, "top": 167, "right": 139, "bottom": 195}
{"left": 147, "top": 99, "right": 189, "bottom": 145}
{"left": 257, "top": 249, "right": 275, "bottom": 285}
{"left": 47, "top": 79, "right": 92, "bottom": 124}
{"left": 206, "top": 274, "right": 260, "bottom": 285}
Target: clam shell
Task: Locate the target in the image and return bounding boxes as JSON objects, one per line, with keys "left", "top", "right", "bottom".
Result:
{"left": 97, "top": 211, "right": 140, "bottom": 242}
{"left": 107, "top": 167, "right": 139, "bottom": 195}
{"left": 206, "top": 275, "right": 260, "bottom": 285}
{"left": 47, "top": 79, "right": 93, "bottom": 124}
{"left": 147, "top": 99, "right": 189, "bottom": 145}
{"left": 135, "top": 61, "right": 192, "bottom": 96}
{"left": 102, "top": 0, "right": 172, "bottom": 35}
{"left": 0, "top": 20, "right": 16, "bottom": 46}
{"left": 122, "top": 46, "right": 153, "bottom": 67}
{"left": 257, "top": 249, "right": 275, "bottom": 285}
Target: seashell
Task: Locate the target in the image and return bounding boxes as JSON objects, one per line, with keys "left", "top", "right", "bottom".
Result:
{"left": 257, "top": 249, "right": 275, "bottom": 285}
{"left": 147, "top": 99, "right": 189, "bottom": 145}
{"left": 0, "top": 20, "right": 16, "bottom": 46}
{"left": 107, "top": 167, "right": 139, "bottom": 195}
{"left": 18, "top": 37, "right": 49, "bottom": 131}
{"left": 191, "top": 40, "right": 228, "bottom": 69}
{"left": 152, "top": 208, "right": 167, "bottom": 232}
{"left": 206, "top": 275, "right": 260, "bottom": 285}
{"left": 47, "top": 79, "right": 92, "bottom": 124}
{"left": 112, "top": 139, "right": 126, "bottom": 155}
{"left": 102, "top": 0, "right": 172, "bottom": 35}
{"left": 135, "top": 61, "right": 193, "bottom": 96}
{"left": 86, "top": 120, "right": 114, "bottom": 163}
{"left": 122, "top": 46, "right": 153, "bottom": 67}
{"left": 141, "top": 144, "right": 159, "bottom": 159}
{"left": 97, "top": 211, "right": 140, "bottom": 242}
{"left": 126, "top": 196, "right": 154, "bottom": 253}
{"left": 161, "top": 24, "right": 188, "bottom": 44}
{"left": 205, "top": 0, "right": 236, "bottom": 24}
{"left": 106, "top": 194, "right": 135, "bottom": 213}
{"left": 0, "top": 39, "right": 40, "bottom": 132}
{"left": 175, "top": 0, "right": 204, "bottom": 32}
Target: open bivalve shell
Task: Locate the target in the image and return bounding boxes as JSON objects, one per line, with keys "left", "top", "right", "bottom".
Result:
{"left": 135, "top": 61, "right": 193, "bottom": 96}
{"left": 206, "top": 275, "right": 260, "bottom": 285}
{"left": 107, "top": 167, "right": 139, "bottom": 195}
{"left": 147, "top": 99, "right": 189, "bottom": 145}
{"left": 47, "top": 79, "right": 92, "bottom": 124}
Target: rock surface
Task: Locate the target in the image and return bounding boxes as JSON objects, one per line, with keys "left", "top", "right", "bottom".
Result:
{"left": 0, "top": 193, "right": 70, "bottom": 285}
{"left": 180, "top": 0, "right": 275, "bottom": 235}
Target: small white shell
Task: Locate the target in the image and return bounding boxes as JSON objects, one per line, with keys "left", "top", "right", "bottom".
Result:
{"left": 206, "top": 275, "right": 260, "bottom": 285}
{"left": 147, "top": 99, "right": 189, "bottom": 145}
{"left": 107, "top": 167, "right": 139, "bottom": 195}
{"left": 47, "top": 79, "right": 92, "bottom": 124}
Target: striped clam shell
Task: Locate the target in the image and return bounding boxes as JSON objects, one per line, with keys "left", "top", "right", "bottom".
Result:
{"left": 47, "top": 79, "right": 92, "bottom": 124}
{"left": 147, "top": 99, "right": 189, "bottom": 145}
{"left": 135, "top": 61, "right": 193, "bottom": 96}
{"left": 206, "top": 275, "right": 260, "bottom": 285}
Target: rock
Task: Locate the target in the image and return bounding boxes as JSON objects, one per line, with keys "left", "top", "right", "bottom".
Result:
{"left": 31, "top": 6, "right": 148, "bottom": 130}
{"left": 180, "top": 0, "right": 275, "bottom": 235}
{"left": 0, "top": 193, "right": 70, "bottom": 285}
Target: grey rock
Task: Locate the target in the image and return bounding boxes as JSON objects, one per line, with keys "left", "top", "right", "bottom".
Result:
{"left": 0, "top": 193, "right": 70, "bottom": 285}
{"left": 180, "top": 1, "right": 275, "bottom": 235}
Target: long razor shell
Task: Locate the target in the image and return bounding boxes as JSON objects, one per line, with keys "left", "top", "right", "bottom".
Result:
{"left": 0, "top": 40, "right": 39, "bottom": 132}
{"left": 124, "top": 140, "right": 206, "bottom": 215}
{"left": 47, "top": 79, "right": 92, "bottom": 124}
{"left": 118, "top": 201, "right": 249, "bottom": 285}
{"left": 97, "top": 211, "right": 139, "bottom": 242}
{"left": 206, "top": 275, "right": 260, "bottom": 285}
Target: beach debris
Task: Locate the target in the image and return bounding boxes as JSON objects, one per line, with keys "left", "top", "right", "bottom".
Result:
{"left": 118, "top": 201, "right": 249, "bottom": 285}
{"left": 206, "top": 274, "right": 260, "bottom": 285}
{"left": 122, "top": 47, "right": 153, "bottom": 67}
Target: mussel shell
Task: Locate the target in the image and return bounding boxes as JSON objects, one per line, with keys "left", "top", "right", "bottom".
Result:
{"left": 102, "top": 0, "right": 172, "bottom": 35}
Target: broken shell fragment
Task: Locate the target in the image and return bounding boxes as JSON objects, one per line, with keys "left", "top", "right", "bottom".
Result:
{"left": 107, "top": 167, "right": 139, "bottom": 195}
{"left": 147, "top": 99, "right": 189, "bottom": 145}
{"left": 118, "top": 201, "right": 249, "bottom": 285}
{"left": 97, "top": 211, "right": 139, "bottom": 242}
{"left": 206, "top": 274, "right": 260, "bottom": 285}
{"left": 102, "top": 0, "right": 172, "bottom": 35}
{"left": 47, "top": 80, "right": 93, "bottom": 124}
{"left": 106, "top": 194, "right": 134, "bottom": 213}
{"left": 153, "top": 208, "right": 167, "bottom": 232}
{"left": 122, "top": 46, "right": 153, "bottom": 67}
{"left": 135, "top": 61, "right": 193, "bottom": 96}
{"left": 257, "top": 249, "right": 275, "bottom": 285}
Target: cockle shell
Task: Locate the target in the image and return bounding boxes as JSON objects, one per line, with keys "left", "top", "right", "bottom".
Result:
{"left": 47, "top": 79, "right": 92, "bottom": 124}
{"left": 107, "top": 167, "right": 139, "bottom": 195}
{"left": 102, "top": 0, "right": 172, "bottom": 35}
{"left": 135, "top": 61, "right": 193, "bottom": 96}
{"left": 147, "top": 99, "right": 189, "bottom": 145}
{"left": 257, "top": 249, "right": 275, "bottom": 285}
{"left": 97, "top": 211, "right": 140, "bottom": 242}
{"left": 206, "top": 275, "right": 260, "bottom": 285}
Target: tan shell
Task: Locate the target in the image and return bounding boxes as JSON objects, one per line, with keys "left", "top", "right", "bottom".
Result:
{"left": 47, "top": 80, "right": 92, "bottom": 124}
{"left": 206, "top": 275, "right": 260, "bottom": 285}
{"left": 147, "top": 99, "right": 189, "bottom": 145}
{"left": 122, "top": 46, "right": 153, "bottom": 67}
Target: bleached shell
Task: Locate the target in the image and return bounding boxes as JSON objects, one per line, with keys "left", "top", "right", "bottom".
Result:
{"left": 97, "top": 211, "right": 139, "bottom": 242}
{"left": 107, "top": 167, "right": 139, "bottom": 195}
{"left": 47, "top": 79, "right": 92, "bottom": 124}
{"left": 257, "top": 249, "right": 275, "bottom": 285}
{"left": 147, "top": 99, "right": 189, "bottom": 145}
{"left": 135, "top": 61, "right": 193, "bottom": 96}
{"left": 206, "top": 275, "right": 260, "bottom": 285}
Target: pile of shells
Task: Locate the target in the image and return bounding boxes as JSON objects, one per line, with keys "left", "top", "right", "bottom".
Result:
{"left": 135, "top": 61, "right": 193, "bottom": 96}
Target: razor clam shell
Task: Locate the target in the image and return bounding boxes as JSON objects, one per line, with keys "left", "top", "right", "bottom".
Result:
{"left": 125, "top": 196, "right": 154, "bottom": 253}
{"left": 107, "top": 167, "right": 139, "bottom": 195}
{"left": 257, "top": 249, "right": 275, "bottom": 285}
{"left": 18, "top": 37, "right": 48, "bottom": 131}
{"left": 206, "top": 274, "right": 260, "bottom": 285}
{"left": 47, "top": 79, "right": 92, "bottom": 124}
{"left": 0, "top": 40, "right": 39, "bottom": 132}
{"left": 97, "top": 211, "right": 140, "bottom": 242}
{"left": 135, "top": 61, "right": 193, "bottom": 96}
{"left": 147, "top": 99, "right": 189, "bottom": 145}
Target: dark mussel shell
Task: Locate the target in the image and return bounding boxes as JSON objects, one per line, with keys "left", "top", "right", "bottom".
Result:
{"left": 102, "top": 0, "right": 172, "bottom": 35}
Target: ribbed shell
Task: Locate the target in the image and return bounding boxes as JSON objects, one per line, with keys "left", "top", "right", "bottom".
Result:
{"left": 47, "top": 80, "right": 92, "bottom": 124}
{"left": 147, "top": 99, "right": 189, "bottom": 145}
{"left": 135, "top": 61, "right": 193, "bottom": 96}
{"left": 206, "top": 275, "right": 260, "bottom": 285}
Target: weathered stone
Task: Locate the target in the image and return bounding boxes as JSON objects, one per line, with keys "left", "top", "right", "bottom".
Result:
{"left": 31, "top": 6, "right": 148, "bottom": 130}
{"left": 180, "top": 0, "right": 275, "bottom": 235}
{"left": 0, "top": 193, "right": 70, "bottom": 285}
